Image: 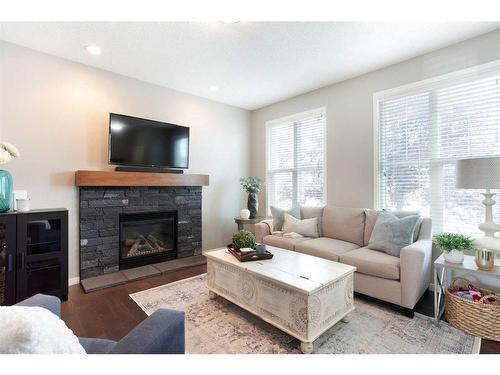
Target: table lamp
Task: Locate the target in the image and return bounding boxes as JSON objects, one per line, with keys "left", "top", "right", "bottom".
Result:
{"left": 456, "top": 157, "right": 500, "bottom": 251}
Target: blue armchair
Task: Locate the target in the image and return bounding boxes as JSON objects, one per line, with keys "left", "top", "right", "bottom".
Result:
{"left": 15, "top": 294, "right": 185, "bottom": 354}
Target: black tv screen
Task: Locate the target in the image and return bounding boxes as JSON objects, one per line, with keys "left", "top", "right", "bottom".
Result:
{"left": 108, "top": 113, "right": 190, "bottom": 169}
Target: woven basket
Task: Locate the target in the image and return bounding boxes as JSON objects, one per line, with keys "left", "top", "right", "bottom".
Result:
{"left": 445, "top": 277, "right": 500, "bottom": 342}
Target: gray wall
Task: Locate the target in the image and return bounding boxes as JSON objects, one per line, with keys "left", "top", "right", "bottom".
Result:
{"left": 251, "top": 29, "right": 500, "bottom": 213}
{"left": 0, "top": 41, "right": 251, "bottom": 281}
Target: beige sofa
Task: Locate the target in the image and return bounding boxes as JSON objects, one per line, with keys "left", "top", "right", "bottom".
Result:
{"left": 254, "top": 206, "right": 433, "bottom": 316}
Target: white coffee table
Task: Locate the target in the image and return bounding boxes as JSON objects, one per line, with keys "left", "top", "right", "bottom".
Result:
{"left": 204, "top": 246, "right": 356, "bottom": 353}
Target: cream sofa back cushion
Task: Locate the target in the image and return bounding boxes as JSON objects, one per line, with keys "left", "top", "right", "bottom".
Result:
{"left": 300, "top": 206, "right": 325, "bottom": 237}
{"left": 322, "top": 206, "right": 365, "bottom": 247}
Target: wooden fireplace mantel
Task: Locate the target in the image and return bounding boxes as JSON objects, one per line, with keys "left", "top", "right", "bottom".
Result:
{"left": 75, "top": 170, "right": 209, "bottom": 187}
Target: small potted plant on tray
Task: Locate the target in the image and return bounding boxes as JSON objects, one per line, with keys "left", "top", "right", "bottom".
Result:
{"left": 232, "top": 230, "right": 256, "bottom": 251}
{"left": 434, "top": 233, "right": 475, "bottom": 264}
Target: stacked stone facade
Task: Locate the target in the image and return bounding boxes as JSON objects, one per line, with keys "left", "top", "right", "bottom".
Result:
{"left": 79, "top": 186, "right": 202, "bottom": 279}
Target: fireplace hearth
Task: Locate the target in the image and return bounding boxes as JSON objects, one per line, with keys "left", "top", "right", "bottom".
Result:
{"left": 119, "top": 211, "right": 177, "bottom": 270}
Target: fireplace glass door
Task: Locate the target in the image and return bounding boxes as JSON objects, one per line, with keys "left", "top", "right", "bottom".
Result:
{"left": 119, "top": 211, "right": 177, "bottom": 270}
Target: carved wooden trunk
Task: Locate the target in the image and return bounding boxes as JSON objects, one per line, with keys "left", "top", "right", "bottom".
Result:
{"left": 205, "top": 246, "right": 356, "bottom": 353}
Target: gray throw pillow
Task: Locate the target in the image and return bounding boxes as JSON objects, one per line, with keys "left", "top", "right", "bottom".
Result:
{"left": 270, "top": 205, "right": 300, "bottom": 231}
{"left": 368, "top": 211, "right": 420, "bottom": 257}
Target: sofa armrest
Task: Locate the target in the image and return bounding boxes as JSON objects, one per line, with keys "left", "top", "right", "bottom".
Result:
{"left": 255, "top": 220, "right": 273, "bottom": 243}
{"left": 111, "top": 309, "right": 185, "bottom": 354}
{"left": 15, "top": 294, "right": 61, "bottom": 318}
{"left": 400, "top": 239, "right": 433, "bottom": 309}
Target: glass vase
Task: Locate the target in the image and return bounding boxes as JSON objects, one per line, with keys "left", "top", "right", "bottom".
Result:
{"left": 0, "top": 170, "right": 13, "bottom": 213}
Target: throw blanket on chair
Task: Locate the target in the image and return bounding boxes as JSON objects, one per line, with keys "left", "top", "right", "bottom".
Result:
{"left": 0, "top": 306, "right": 85, "bottom": 354}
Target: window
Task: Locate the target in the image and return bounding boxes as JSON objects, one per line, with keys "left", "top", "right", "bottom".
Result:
{"left": 266, "top": 108, "right": 326, "bottom": 211}
{"left": 375, "top": 62, "right": 500, "bottom": 235}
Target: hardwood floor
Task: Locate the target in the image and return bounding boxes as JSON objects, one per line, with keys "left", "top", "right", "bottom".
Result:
{"left": 61, "top": 264, "right": 206, "bottom": 341}
{"left": 61, "top": 264, "right": 499, "bottom": 353}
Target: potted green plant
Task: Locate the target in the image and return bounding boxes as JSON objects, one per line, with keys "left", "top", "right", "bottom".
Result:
{"left": 240, "top": 177, "right": 264, "bottom": 219}
{"left": 434, "top": 233, "right": 475, "bottom": 264}
{"left": 232, "top": 230, "right": 256, "bottom": 251}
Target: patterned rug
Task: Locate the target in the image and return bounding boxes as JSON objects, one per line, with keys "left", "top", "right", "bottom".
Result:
{"left": 130, "top": 274, "right": 478, "bottom": 354}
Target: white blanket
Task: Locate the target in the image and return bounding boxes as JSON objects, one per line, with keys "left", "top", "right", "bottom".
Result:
{"left": 0, "top": 306, "right": 85, "bottom": 354}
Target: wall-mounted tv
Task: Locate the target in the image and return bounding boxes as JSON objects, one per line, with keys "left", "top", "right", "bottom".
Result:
{"left": 108, "top": 113, "right": 190, "bottom": 169}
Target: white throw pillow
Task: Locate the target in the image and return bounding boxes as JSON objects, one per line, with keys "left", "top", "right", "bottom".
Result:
{"left": 282, "top": 213, "right": 319, "bottom": 238}
{"left": 0, "top": 306, "right": 86, "bottom": 354}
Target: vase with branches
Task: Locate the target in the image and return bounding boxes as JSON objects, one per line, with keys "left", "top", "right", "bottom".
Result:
{"left": 240, "top": 177, "right": 264, "bottom": 219}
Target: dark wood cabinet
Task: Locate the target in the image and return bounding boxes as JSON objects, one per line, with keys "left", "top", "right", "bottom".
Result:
{"left": 0, "top": 215, "right": 16, "bottom": 305}
{"left": 0, "top": 209, "right": 68, "bottom": 305}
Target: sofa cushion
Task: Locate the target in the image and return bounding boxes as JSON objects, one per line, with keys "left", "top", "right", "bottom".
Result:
{"left": 368, "top": 211, "right": 420, "bottom": 257}
{"left": 363, "top": 209, "right": 379, "bottom": 246}
{"left": 364, "top": 209, "right": 422, "bottom": 246}
{"left": 283, "top": 213, "right": 319, "bottom": 238}
{"left": 301, "top": 206, "right": 325, "bottom": 237}
{"left": 295, "top": 237, "right": 359, "bottom": 262}
{"left": 339, "top": 247, "right": 400, "bottom": 280}
{"left": 262, "top": 234, "right": 311, "bottom": 251}
{"left": 270, "top": 206, "right": 300, "bottom": 231}
{"left": 322, "top": 206, "right": 365, "bottom": 247}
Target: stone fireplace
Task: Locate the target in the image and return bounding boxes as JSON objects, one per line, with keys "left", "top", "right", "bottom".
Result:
{"left": 78, "top": 185, "right": 202, "bottom": 280}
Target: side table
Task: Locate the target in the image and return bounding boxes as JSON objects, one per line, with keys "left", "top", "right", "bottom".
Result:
{"left": 433, "top": 253, "right": 500, "bottom": 322}
{"left": 234, "top": 216, "right": 266, "bottom": 231}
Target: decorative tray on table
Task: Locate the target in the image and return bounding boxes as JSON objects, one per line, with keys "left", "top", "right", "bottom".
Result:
{"left": 227, "top": 244, "right": 274, "bottom": 262}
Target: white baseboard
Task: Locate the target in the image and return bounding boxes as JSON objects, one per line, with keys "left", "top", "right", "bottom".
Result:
{"left": 69, "top": 277, "right": 80, "bottom": 286}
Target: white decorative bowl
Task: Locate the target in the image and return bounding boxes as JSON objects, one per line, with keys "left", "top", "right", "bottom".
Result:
{"left": 443, "top": 249, "right": 464, "bottom": 264}
{"left": 240, "top": 209, "right": 250, "bottom": 220}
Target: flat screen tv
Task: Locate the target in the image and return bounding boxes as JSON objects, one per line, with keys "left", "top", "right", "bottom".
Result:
{"left": 108, "top": 113, "right": 190, "bottom": 169}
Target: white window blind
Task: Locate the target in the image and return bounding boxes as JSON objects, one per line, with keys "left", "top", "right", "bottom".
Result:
{"left": 266, "top": 108, "right": 326, "bottom": 210}
{"left": 376, "top": 64, "right": 500, "bottom": 235}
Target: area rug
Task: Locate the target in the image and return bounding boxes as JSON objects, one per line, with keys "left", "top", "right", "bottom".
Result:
{"left": 130, "top": 274, "right": 478, "bottom": 354}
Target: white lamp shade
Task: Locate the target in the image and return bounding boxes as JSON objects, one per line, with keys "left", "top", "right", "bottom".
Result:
{"left": 456, "top": 157, "right": 500, "bottom": 189}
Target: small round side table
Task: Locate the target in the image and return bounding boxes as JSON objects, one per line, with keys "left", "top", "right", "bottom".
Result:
{"left": 234, "top": 216, "right": 266, "bottom": 231}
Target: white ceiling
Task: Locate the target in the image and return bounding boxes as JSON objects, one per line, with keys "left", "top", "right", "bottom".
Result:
{"left": 1, "top": 22, "right": 499, "bottom": 110}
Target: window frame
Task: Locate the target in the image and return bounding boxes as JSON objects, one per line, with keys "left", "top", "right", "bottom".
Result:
{"left": 373, "top": 59, "right": 500, "bottom": 230}
{"left": 265, "top": 107, "right": 327, "bottom": 214}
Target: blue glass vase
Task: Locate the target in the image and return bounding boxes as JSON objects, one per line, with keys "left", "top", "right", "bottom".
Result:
{"left": 0, "top": 170, "right": 13, "bottom": 213}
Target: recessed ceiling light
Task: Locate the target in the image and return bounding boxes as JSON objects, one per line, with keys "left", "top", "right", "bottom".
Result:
{"left": 85, "top": 44, "right": 101, "bottom": 55}
{"left": 209, "top": 84, "right": 219, "bottom": 92}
